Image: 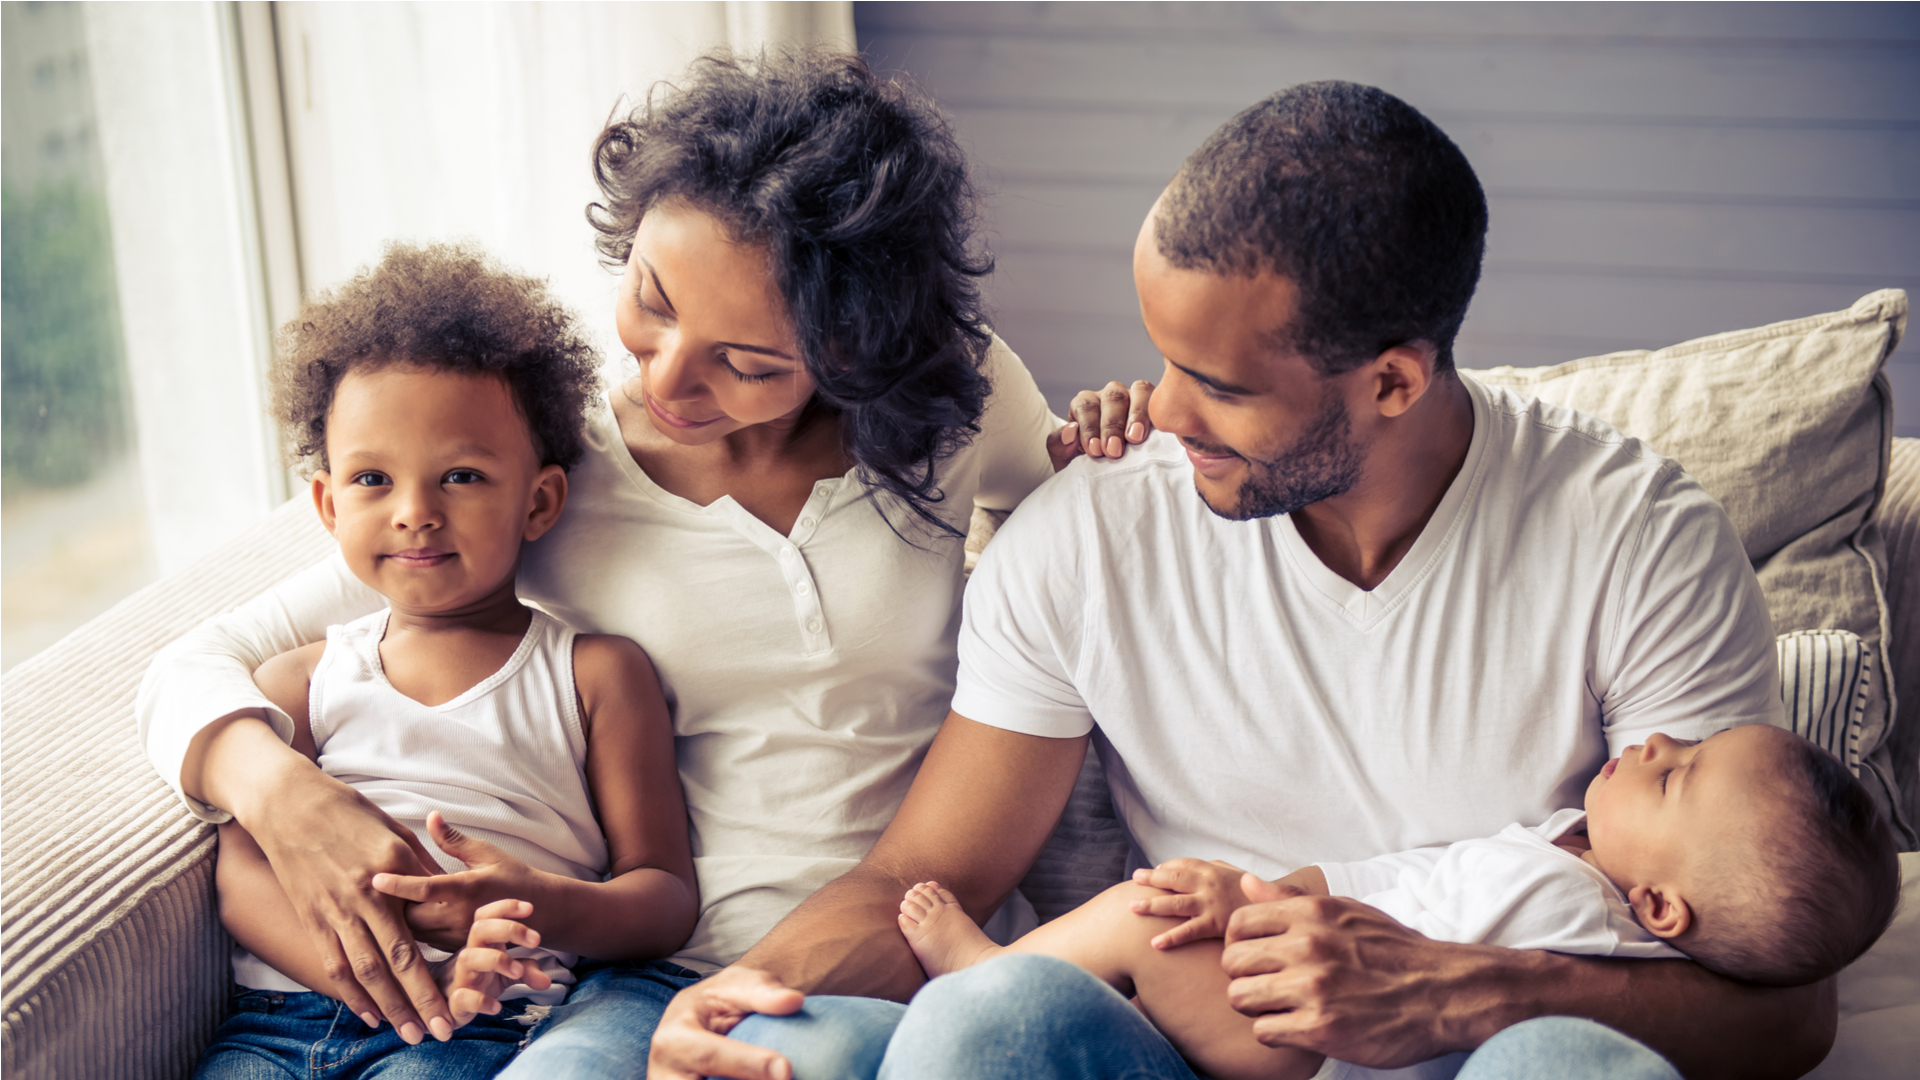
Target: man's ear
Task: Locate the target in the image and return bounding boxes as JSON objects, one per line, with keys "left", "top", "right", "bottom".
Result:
{"left": 312, "top": 472, "right": 339, "bottom": 537}
{"left": 1369, "top": 341, "right": 1440, "bottom": 420}
{"left": 1627, "top": 884, "right": 1693, "bottom": 940}
{"left": 523, "top": 464, "right": 568, "bottom": 542}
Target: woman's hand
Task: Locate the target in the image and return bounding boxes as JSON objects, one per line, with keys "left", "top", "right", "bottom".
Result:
{"left": 439, "top": 899, "right": 552, "bottom": 1028}
{"left": 1051, "top": 378, "right": 1156, "bottom": 471}
{"left": 372, "top": 811, "right": 542, "bottom": 952}
{"left": 237, "top": 755, "right": 457, "bottom": 1042}
{"left": 1128, "top": 857, "right": 1258, "bottom": 949}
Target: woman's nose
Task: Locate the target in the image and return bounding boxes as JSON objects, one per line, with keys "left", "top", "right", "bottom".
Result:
{"left": 648, "top": 333, "right": 703, "bottom": 402}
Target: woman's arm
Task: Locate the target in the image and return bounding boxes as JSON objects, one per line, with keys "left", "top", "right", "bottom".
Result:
{"left": 141, "top": 550, "right": 379, "bottom": 815}
{"left": 973, "top": 334, "right": 1073, "bottom": 508}
{"left": 373, "top": 634, "right": 701, "bottom": 961}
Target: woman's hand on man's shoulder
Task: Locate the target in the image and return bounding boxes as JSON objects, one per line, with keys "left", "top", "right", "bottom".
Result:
{"left": 1050, "top": 379, "right": 1156, "bottom": 472}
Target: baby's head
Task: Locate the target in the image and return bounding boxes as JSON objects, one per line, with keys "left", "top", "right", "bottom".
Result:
{"left": 271, "top": 242, "right": 600, "bottom": 611}
{"left": 1584, "top": 723, "right": 1900, "bottom": 986}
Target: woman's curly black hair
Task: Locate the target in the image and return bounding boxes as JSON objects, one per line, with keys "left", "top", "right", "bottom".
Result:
{"left": 272, "top": 241, "right": 600, "bottom": 473}
{"left": 588, "top": 49, "right": 994, "bottom": 534}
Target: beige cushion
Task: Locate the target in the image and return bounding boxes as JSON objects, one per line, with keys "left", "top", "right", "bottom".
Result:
{"left": 1467, "top": 289, "right": 1910, "bottom": 844}
{"left": 1874, "top": 437, "right": 1920, "bottom": 832}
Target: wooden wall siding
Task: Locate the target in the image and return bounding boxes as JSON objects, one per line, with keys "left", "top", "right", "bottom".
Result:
{"left": 854, "top": 2, "right": 1920, "bottom": 431}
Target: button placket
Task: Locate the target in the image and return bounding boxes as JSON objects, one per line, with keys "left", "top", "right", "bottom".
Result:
{"left": 708, "top": 497, "right": 834, "bottom": 655}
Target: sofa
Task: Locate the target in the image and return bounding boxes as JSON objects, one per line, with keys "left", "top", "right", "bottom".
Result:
{"left": 5, "top": 292, "right": 1918, "bottom": 1078}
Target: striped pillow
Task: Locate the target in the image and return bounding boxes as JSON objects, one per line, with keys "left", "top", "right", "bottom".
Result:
{"left": 1778, "top": 629, "right": 1874, "bottom": 773}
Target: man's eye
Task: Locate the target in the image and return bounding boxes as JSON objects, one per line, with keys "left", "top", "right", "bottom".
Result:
{"left": 444, "top": 469, "right": 484, "bottom": 485}
{"left": 352, "top": 472, "right": 389, "bottom": 487}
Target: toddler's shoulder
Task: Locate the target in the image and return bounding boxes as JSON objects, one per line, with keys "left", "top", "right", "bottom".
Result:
{"left": 569, "top": 631, "right": 661, "bottom": 697}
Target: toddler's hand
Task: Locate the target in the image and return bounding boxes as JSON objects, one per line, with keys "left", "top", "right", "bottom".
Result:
{"left": 374, "top": 811, "right": 540, "bottom": 952}
{"left": 438, "top": 898, "right": 551, "bottom": 1028}
{"left": 1130, "top": 857, "right": 1257, "bottom": 949}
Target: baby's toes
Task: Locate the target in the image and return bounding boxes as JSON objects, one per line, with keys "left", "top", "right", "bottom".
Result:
{"left": 933, "top": 884, "right": 961, "bottom": 907}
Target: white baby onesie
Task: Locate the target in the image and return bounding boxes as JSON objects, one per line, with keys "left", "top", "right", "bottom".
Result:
{"left": 231, "top": 607, "right": 607, "bottom": 1005}
{"left": 1306, "top": 807, "right": 1683, "bottom": 1080}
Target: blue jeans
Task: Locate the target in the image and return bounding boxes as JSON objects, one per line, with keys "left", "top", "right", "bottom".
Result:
{"left": 493, "top": 959, "right": 704, "bottom": 1079}
{"left": 731, "top": 954, "right": 1684, "bottom": 1080}
{"left": 193, "top": 988, "right": 540, "bottom": 1079}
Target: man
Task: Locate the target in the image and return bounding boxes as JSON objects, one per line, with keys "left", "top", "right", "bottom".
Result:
{"left": 650, "top": 81, "right": 1832, "bottom": 1080}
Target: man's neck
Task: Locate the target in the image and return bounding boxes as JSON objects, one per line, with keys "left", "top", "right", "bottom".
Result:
{"left": 1291, "top": 375, "right": 1475, "bottom": 591}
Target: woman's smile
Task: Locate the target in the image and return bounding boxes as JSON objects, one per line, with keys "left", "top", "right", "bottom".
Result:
{"left": 644, "top": 390, "right": 723, "bottom": 431}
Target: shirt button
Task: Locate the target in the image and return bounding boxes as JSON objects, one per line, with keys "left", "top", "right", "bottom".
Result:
{"left": 799, "top": 517, "right": 816, "bottom": 530}
{"left": 806, "top": 619, "right": 823, "bottom": 634}
{"left": 780, "top": 546, "right": 795, "bottom": 560}
{"left": 795, "top": 580, "right": 811, "bottom": 595}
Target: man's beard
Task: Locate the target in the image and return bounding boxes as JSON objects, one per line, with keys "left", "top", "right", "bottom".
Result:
{"left": 1194, "top": 384, "right": 1363, "bottom": 521}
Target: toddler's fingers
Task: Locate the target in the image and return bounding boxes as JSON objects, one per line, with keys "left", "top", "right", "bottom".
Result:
{"left": 466, "top": 916, "right": 541, "bottom": 953}
{"left": 473, "top": 898, "right": 534, "bottom": 923}
{"left": 448, "top": 986, "right": 502, "bottom": 1026}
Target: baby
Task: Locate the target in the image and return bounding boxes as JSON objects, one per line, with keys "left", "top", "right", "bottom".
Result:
{"left": 901, "top": 723, "right": 1902, "bottom": 1080}
{"left": 194, "top": 243, "right": 699, "bottom": 1079}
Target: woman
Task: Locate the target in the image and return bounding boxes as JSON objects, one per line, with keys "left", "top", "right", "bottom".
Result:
{"left": 139, "top": 49, "right": 1150, "bottom": 1074}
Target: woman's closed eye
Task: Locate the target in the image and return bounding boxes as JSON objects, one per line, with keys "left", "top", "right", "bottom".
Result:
{"left": 720, "top": 353, "right": 778, "bottom": 384}
{"left": 1659, "top": 769, "right": 1673, "bottom": 793}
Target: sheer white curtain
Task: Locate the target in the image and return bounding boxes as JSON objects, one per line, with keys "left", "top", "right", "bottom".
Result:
{"left": 85, "top": 1, "right": 853, "bottom": 575}
{"left": 276, "top": 1, "right": 855, "bottom": 359}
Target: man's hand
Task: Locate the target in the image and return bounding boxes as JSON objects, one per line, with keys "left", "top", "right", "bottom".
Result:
{"left": 246, "top": 762, "right": 458, "bottom": 1043}
{"left": 372, "top": 812, "right": 540, "bottom": 952}
{"left": 1128, "top": 858, "right": 1266, "bottom": 949}
{"left": 648, "top": 966, "right": 805, "bottom": 1080}
{"left": 440, "top": 899, "right": 552, "bottom": 1028}
{"left": 1220, "top": 874, "right": 1492, "bottom": 1069}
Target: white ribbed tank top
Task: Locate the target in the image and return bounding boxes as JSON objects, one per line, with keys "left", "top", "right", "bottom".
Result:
{"left": 232, "top": 607, "right": 607, "bottom": 1003}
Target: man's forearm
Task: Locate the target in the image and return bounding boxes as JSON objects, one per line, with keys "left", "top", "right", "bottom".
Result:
{"left": 1456, "top": 947, "right": 1834, "bottom": 1080}
{"left": 733, "top": 863, "right": 932, "bottom": 1002}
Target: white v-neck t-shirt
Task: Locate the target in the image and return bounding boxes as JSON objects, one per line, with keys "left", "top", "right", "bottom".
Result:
{"left": 139, "top": 335, "right": 1060, "bottom": 972}
{"left": 954, "top": 374, "right": 1784, "bottom": 877}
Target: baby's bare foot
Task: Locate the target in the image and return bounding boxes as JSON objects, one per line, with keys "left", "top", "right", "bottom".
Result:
{"left": 898, "top": 881, "right": 1002, "bottom": 978}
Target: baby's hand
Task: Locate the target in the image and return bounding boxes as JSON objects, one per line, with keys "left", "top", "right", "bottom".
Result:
{"left": 1130, "top": 858, "right": 1257, "bottom": 949}
{"left": 438, "top": 898, "right": 551, "bottom": 1028}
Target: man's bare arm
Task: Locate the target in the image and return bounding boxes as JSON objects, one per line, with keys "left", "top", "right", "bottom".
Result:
{"left": 739, "top": 713, "right": 1090, "bottom": 999}
{"left": 1221, "top": 892, "right": 1834, "bottom": 1080}
{"left": 647, "top": 714, "right": 1088, "bottom": 1080}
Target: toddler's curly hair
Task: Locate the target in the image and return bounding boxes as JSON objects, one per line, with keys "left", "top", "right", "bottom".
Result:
{"left": 272, "top": 242, "right": 600, "bottom": 473}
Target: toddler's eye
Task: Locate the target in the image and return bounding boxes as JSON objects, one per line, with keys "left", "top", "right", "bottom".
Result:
{"left": 352, "top": 472, "right": 390, "bottom": 487}
{"left": 443, "top": 469, "right": 484, "bottom": 485}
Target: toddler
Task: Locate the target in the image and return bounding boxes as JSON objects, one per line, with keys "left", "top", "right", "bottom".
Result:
{"left": 193, "top": 243, "right": 699, "bottom": 1079}
{"left": 902, "top": 722, "right": 1901, "bottom": 1080}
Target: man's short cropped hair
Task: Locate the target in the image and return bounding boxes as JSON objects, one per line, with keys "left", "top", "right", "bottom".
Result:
{"left": 1156, "top": 80, "right": 1488, "bottom": 375}
{"left": 1682, "top": 734, "right": 1901, "bottom": 987}
{"left": 272, "top": 241, "right": 600, "bottom": 473}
